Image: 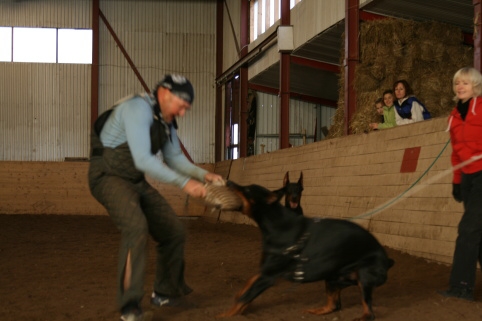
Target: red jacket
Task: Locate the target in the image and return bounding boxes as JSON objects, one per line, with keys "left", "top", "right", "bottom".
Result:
{"left": 448, "top": 96, "right": 482, "bottom": 184}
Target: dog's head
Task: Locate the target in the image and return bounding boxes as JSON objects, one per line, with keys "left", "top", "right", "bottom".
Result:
{"left": 283, "top": 171, "right": 303, "bottom": 209}
{"left": 226, "top": 180, "right": 283, "bottom": 219}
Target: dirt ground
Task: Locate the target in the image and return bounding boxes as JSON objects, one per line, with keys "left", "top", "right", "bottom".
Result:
{"left": 1, "top": 214, "right": 482, "bottom": 321}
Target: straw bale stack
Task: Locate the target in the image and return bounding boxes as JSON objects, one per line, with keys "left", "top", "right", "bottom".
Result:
{"left": 328, "top": 18, "right": 473, "bottom": 138}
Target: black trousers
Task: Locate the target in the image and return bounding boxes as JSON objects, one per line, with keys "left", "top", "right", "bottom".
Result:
{"left": 449, "top": 171, "right": 482, "bottom": 289}
{"left": 90, "top": 175, "right": 192, "bottom": 310}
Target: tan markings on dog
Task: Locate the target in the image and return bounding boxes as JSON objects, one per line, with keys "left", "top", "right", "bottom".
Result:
{"left": 216, "top": 301, "right": 249, "bottom": 317}
{"left": 305, "top": 288, "right": 341, "bottom": 315}
{"left": 355, "top": 281, "right": 374, "bottom": 321}
{"left": 235, "top": 274, "right": 260, "bottom": 300}
{"left": 217, "top": 274, "right": 260, "bottom": 317}
{"left": 230, "top": 189, "right": 252, "bottom": 217}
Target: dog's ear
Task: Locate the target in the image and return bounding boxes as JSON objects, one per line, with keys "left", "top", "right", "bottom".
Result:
{"left": 270, "top": 187, "right": 286, "bottom": 204}
{"left": 283, "top": 171, "right": 290, "bottom": 187}
{"left": 298, "top": 171, "right": 303, "bottom": 188}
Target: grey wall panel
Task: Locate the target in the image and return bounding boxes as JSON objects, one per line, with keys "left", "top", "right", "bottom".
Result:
{"left": 0, "top": 0, "right": 217, "bottom": 163}
{"left": 98, "top": 0, "right": 217, "bottom": 163}
{"left": 254, "top": 91, "right": 334, "bottom": 155}
{"left": 0, "top": 62, "right": 90, "bottom": 161}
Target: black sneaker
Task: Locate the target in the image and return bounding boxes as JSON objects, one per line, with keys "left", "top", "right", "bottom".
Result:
{"left": 438, "top": 287, "right": 475, "bottom": 301}
{"left": 120, "top": 303, "right": 144, "bottom": 321}
{"left": 120, "top": 312, "right": 144, "bottom": 321}
{"left": 150, "top": 292, "right": 197, "bottom": 309}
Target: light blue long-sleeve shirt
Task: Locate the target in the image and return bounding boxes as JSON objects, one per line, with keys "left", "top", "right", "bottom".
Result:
{"left": 100, "top": 94, "right": 207, "bottom": 188}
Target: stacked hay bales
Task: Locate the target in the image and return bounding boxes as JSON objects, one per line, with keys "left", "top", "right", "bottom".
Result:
{"left": 329, "top": 18, "right": 473, "bottom": 137}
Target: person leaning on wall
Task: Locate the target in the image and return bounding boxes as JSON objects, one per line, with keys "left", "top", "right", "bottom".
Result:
{"left": 369, "top": 89, "right": 397, "bottom": 130}
{"left": 393, "top": 79, "right": 431, "bottom": 125}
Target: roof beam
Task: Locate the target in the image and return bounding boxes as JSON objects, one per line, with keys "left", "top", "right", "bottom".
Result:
{"left": 248, "top": 83, "right": 337, "bottom": 107}
{"left": 290, "top": 56, "right": 340, "bottom": 73}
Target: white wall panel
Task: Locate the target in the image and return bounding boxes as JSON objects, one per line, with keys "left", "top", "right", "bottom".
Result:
{"left": 291, "top": 0, "right": 345, "bottom": 47}
{"left": 248, "top": 0, "right": 345, "bottom": 80}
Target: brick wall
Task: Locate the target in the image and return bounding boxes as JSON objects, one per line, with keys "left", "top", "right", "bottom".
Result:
{"left": 0, "top": 161, "right": 213, "bottom": 217}
{"left": 211, "top": 117, "right": 462, "bottom": 265}
{"left": 0, "top": 117, "right": 462, "bottom": 264}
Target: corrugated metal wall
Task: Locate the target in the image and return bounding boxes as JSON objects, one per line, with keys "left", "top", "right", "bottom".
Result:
{"left": 222, "top": 0, "right": 241, "bottom": 73}
{"left": 98, "top": 0, "right": 217, "bottom": 163}
{"left": 291, "top": 0, "right": 345, "bottom": 47}
{"left": 0, "top": 0, "right": 338, "bottom": 163}
{"left": 0, "top": 0, "right": 92, "bottom": 161}
{"left": 0, "top": 0, "right": 218, "bottom": 163}
{"left": 254, "top": 91, "right": 335, "bottom": 154}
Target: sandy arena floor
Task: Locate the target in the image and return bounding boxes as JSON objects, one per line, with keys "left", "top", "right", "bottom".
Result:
{"left": 1, "top": 214, "right": 481, "bottom": 321}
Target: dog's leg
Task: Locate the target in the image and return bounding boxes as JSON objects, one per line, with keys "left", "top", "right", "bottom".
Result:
{"left": 218, "top": 273, "right": 277, "bottom": 317}
{"left": 217, "top": 274, "right": 259, "bottom": 317}
{"left": 234, "top": 273, "right": 260, "bottom": 301}
{"left": 305, "top": 280, "right": 342, "bottom": 315}
{"left": 217, "top": 301, "right": 249, "bottom": 317}
{"left": 353, "top": 281, "right": 375, "bottom": 321}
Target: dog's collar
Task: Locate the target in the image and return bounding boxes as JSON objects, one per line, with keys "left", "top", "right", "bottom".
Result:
{"left": 282, "top": 231, "right": 310, "bottom": 257}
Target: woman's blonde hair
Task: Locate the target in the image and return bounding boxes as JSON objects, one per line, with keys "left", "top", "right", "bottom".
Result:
{"left": 453, "top": 67, "right": 482, "bottom": 101}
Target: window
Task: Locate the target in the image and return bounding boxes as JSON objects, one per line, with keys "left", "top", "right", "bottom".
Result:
{"left": 58, "top": 29, "right": 92, "bottom": 64}
{"left": 250, "top": 0, "right": 302, "bottom": 42}
{"left": 0, "top": 26, "right": 92, "bottom": 64}
{"left": 232, "top": 123, "right": 239, "bottom": 159}
{"left": 14, "top": 27, "right": 57, "bottom": 63}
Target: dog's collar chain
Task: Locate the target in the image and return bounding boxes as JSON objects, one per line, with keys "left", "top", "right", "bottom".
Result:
{"left": 286, "top": 231, "right": 311, "bottom": 283}
{"left": 282, "top": 231, "right": 310, "bottom": 257}
{"left": 268, "top": 221, "right": 323, "bottom": 282}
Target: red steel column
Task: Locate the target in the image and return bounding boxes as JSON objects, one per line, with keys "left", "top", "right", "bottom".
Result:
{"left": 239, "top": 0, "right": 249, "bottom": 157}
{"left": 91, "top": 0, "right": 100, "bottom": 125}
{"left": 474, "top": 0, "right": 482, "bottom": 71}
{"left": 344, "top": 0, "right": 359, "bottom": 135}
{"left": 279, "top": 0, "right": 290, "bottom": 149}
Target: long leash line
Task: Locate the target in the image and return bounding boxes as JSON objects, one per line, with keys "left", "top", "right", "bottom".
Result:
{"left": 349, "top": 139, "right": 459, "bottom": 221}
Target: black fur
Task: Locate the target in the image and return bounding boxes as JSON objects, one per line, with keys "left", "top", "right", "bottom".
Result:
{"left": 219, "top": 181, "right": 394, "bottom": 321}
{"left": 283, "top": 171, "right": 304, "bottom": 216}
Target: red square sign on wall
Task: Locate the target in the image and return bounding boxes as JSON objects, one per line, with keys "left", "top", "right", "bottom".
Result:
{"left": 400, "top": 147, "right": 421, "bottom": 173}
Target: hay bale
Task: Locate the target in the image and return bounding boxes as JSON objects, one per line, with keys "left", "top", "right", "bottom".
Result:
{"left": 328, "top": 17, "right": 473, "bottom": 137}
{"left": 350, "top": 92, "right": 381, "bottom": 134}
{"left": 355, "top": 65, "right": 380, "bottom": 91}
{"left": 420, "top": 40, "right": 445, "bottom": 62}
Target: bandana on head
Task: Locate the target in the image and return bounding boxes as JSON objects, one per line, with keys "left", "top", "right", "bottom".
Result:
{"left": 158, "top": 74, "right": 194, "bottom": 104}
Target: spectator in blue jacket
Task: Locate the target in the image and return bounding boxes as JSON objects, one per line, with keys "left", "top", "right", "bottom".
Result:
{"left": 393, "top": 80, "right": 431, "bottom": 125}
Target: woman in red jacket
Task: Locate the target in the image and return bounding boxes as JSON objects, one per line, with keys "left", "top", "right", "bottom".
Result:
{"left": 440, "top": 67, "right": 482, "bottom": 301}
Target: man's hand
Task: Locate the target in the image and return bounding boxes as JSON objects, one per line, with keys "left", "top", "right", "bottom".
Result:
{"left": 182, "top": 179, "right": 207, "bottom": 198}
{"left": 204, "top": 172, "right": 224, "bottom": 184}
